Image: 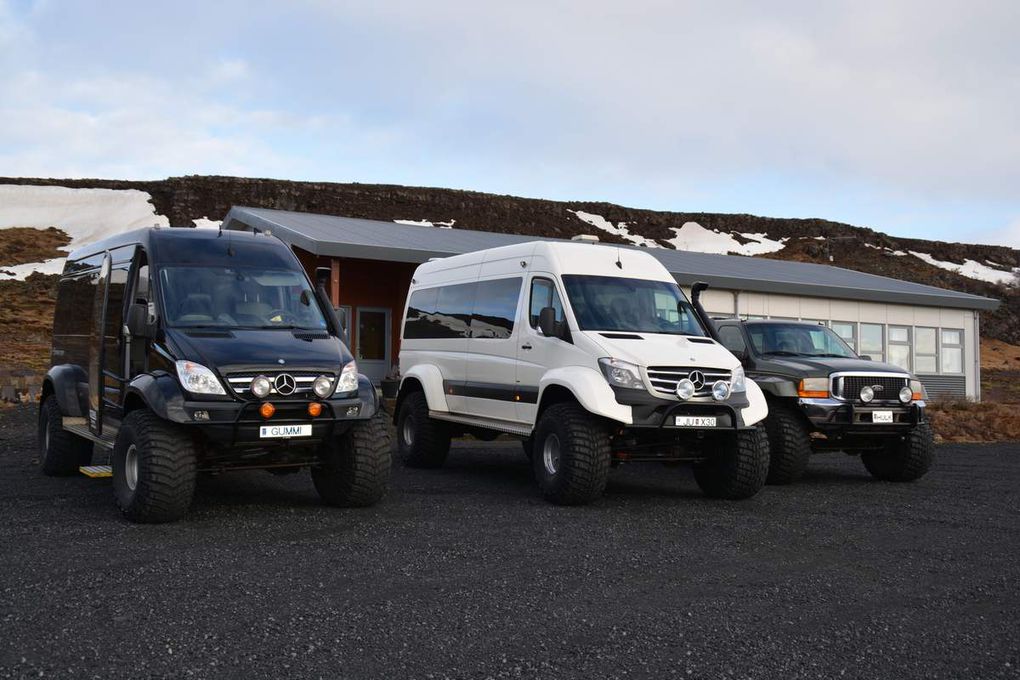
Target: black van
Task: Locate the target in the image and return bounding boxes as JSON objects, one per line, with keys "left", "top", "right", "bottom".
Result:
{"left": 39, "top": 226, "right": 390, "bottom": 522}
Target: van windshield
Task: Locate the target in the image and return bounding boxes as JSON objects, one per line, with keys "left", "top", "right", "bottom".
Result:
{"left": 561, "top": 275, "right": 707, "bottom": 336}
{"left": 158, "top": 266, "right": 328, "bottom": 330}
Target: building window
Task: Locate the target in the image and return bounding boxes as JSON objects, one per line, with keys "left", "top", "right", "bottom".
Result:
{"left": 888, "top": 325, "right": 911, "bottom": 371}
{"left": 914, "top": 327, "right": 937, "bottom": 373}
{"left": 860, "top": 323, "right": 884, "bottom": 361}
{"left": 941, "top": 328, "right": 964, "bottom": 374}
{"left": 830, "top": 321, "right": 856, "bottom": 351}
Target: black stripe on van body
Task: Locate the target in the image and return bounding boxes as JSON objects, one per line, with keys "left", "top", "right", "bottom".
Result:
{"left": 442, "top": 380, "right": 539, "bottom": 404}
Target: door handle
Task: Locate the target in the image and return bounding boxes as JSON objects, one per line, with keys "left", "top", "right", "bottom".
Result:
{"left": 521, "top": 343, "right": 533, "bottom": 350}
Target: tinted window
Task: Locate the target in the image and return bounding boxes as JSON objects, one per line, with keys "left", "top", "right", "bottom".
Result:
{"left": 403, "top": 287, "right": 440, "bottom": 340}
{"left": 471, "top": 278, "right": 521, "bottom": 339}
{"left": 718, "top": 326, "right": 747, "bottom": 354}
{"left": 530, "top": 278, "right": 565, "bottom": 328}
{"left": 53, "top": 271, "right": 99, "bottom": 336}
{"left": 434, "top": 282, "right": 476, "bottom": 338}
{"left": 561, "top": 275, "right": 706, "bottom": 336}
{"left": 746, "top": 323, "right": 856, "bottom": 358}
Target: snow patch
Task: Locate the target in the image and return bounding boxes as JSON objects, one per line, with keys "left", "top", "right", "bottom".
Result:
{"left": 666, "top": 222, "right": 785, "bottom": 255}
{"left": 193, "top": 217, "right": 222, "bottom": 229}
{"left": 909, "top": 250, "right": 1019, "bottom": 285}
{"left": 394, "top": 218, "right": 454, "bottom": 229}
{"left": 864, "top": 243, "right": 906, "bottom": 256}
{"left": 0, "top": 185, "right": 169, "bottom": 280}
{"left": 567, "top": 210, "right": 660, "bottom": 248}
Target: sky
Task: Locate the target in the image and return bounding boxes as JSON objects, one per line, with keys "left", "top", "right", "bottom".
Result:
{"left": 0, "top": 0, "right": 1018, "bottom": 247}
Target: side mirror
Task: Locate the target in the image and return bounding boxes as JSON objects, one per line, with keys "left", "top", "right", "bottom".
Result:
{"left": 127, "top": 303, "right": 154, "bottom": 338}
{"left": 315, "top": 266, "right": 331, "bottom": 290}
{"left": 859, "top": 354, "right": 872, "bottom": 361}
{"left": 538, "top": 307, "right": 557, "bottom": 338}
{"left": 336, "top": 307, "right": 348, "bottom": 333}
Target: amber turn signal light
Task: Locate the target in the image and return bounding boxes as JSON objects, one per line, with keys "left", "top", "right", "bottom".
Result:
{"left": 259, "top": 402, "right": 276, "bottom": 419}
{"left": 797, "top": 378, "right": 829, "bottom": 399}
{"left": 307, "top": 402, "right": 323, "bottom": 417}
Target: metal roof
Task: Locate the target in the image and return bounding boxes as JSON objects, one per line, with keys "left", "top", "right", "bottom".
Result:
{"left": 222, "top": 206, "right": 1000, "bottom": 311}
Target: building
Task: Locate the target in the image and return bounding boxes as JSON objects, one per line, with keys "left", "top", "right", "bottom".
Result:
{"left": 221, "top": 206, "right": 999, "bottom": 399}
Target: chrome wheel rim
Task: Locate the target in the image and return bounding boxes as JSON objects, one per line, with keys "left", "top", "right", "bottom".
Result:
{"left": 125, "top": 444, "right": 139, "bottom": 491}
{"left": 542, "top": 433, "right": 561, "bottom": 476}
{"left": 402, "top": 416, "right": 415, "bottom": 447}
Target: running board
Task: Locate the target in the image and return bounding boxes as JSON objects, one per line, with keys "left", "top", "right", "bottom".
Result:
{"left": 79, "top": 465, "right": 112, "bottom": 478}
{"left": 63, "top": 422, "right": 116, "bottom": 451}
{"left": 428, "top": 411, "right": 532, "bottom": 438}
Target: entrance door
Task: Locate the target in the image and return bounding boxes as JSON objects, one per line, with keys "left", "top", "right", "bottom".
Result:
{"left": 356, "top": 307, "right": 391, "bottom": 384}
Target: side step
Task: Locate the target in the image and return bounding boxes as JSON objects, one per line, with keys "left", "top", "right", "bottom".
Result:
{"left": 428, "top": 410, "right": 532, "bottom": 438}
{"left": 63, "top": 422, "right": 117, "bottom": 451}
{"left": 79, "top": 465, "right": 112, "bottom": 478}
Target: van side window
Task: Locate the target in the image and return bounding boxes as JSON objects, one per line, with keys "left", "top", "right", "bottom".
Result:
{"left": 404, "top": 287, "right": 439, "bottom": 339}
{"left": 434, "top": 282, "right": 476, "bottom": 338}
{"left": 471, "top": 278, "right": 522, "bottom": 340}
{"left": 529, "top": 278, "right": 564, "bottom": 329}
{"left": 718, "top": 326, "right": 747, "bottom": 355}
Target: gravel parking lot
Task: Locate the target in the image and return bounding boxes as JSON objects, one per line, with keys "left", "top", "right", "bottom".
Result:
{"left": 0, "top": 404, "right": 1017, "bottom": 679}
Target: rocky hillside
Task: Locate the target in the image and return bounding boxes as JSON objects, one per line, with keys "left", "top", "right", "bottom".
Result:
{"left": 0, "top": 175, "right": 1017, "bottom": 376}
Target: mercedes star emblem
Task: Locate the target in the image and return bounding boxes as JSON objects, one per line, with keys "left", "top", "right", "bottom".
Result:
{"left": 274, "top": 373, "right": 297, "bottom": 395}
{"left": 688, "top": 370, "right": 706, "bottom": 390}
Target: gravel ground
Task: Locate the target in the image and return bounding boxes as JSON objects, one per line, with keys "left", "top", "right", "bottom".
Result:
{"left": 0, "top": 404, "right": 1018, "bottom": 680}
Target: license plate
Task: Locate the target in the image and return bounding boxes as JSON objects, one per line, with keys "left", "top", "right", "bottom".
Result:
{"left": 675, "top": 416, "right": 717, "bottom": 428}
{"left": 872, "top": 411, "right": 894, "bottom": 424}
{"left": 259, "top": 424, "right": 312, "bottom": 438}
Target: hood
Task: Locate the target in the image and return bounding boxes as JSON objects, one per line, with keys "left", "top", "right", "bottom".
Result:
{"left": 757, "top": 355, "right": 909, "bottom": 377}
{"left": 582, "top": 331, "right": 739, "bottom": 370}
{"left": 166, "top": 328, "right": 352, "bottom": 376}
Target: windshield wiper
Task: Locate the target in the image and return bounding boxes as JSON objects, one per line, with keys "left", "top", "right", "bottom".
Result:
{"left": 807, "top": 353, "right": 853, "bottom": 358}
{"left": 760, "top": 351, "right": 804, "bottom": 357}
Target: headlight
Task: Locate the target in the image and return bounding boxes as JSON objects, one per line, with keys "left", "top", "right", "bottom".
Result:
{"left": 313, "top": 375, "right": 334, "bottom": 398}
{"left": 598, "top": 357, "right": 644, "bottom": 390}
{"left": 730, "top": 365, "right": 747, "bottom": 393}
{"left": 860, "top": 385, "right": 875, "bottom": 403}
{"left": 798, "top": 377, "right": 829, "bottom": 398}
{"left": 711, "top": 380, "right": 731, "bottom": 401}
{"left": 250, "top": 375, "right": 271, "bottom": 398}
{"left": 676, "top": 378, "right": 696, "bottom": 400}
{"left": 175, "top": 360, "right": 226, "bottom": 396}
{"left": 334, "top": 361, "right": 359, "bottom": 395}
{"left": 898, "top": 386, "right": 913, "bottom": 404}
{"left": 910, "top": 379, "right": 926, "bottom": 401}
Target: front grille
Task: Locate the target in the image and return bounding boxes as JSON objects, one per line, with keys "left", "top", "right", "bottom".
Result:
{"left": 226, "top": 372, "right": 332, "bottom": 400}
{"left": 645, "top": 366, "right": 731, "bottom": 398}
{"left": 833, "top": 375, "right": 908, "bottom": 403}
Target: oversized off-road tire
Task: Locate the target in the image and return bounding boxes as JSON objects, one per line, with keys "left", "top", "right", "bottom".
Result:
{"left": 531, "top": 403, "right": 611, "bottom": 505}
{"left": 396, "top": 391, "right": 450, "bottom": 468}
{"left": 312, "top": 411, "right": 392, "bottom": 507}
{"left": 861, "top": 422, "right": 934, "bottom": 482}
{"left": 37, "top": 396, "right": 92, "bottom": 476}
{"left": 112, "top": 409, "right": 197, "bottom": 523}
{"left": 693, "top": 424, "right": 769, "bottom": 500}
{"left": 764, "top": 403, "right": 812, "bottom": 485}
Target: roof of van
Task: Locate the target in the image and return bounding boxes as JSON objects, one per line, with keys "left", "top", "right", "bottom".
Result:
{"left": 220, "top": 206, "right": 1000, "bottom": 311}
{"left": 65, "top": 226, "right": 282, "bottom": 262}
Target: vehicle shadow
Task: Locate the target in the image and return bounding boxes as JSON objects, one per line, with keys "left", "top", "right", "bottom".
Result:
{"left": 192, "top": 470, "right": 322, "bottom": 509}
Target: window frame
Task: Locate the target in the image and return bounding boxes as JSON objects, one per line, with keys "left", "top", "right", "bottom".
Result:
{"left": 829, "top": 321, "right": 857, "bottom": 352}
{"left": 913, "top": 326, "right": 938, "bottom": 374}
{"left": 859, "top": 322, "right": 885, "bottom": 362}
{"left": 887, "top": 325, "right": 912, "bottom": 372}
{"left": 940, "top": 328, "right": 964, "bottom": 375}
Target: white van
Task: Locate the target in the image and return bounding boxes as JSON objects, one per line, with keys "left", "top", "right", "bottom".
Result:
{"left": 395, "top": 240, "right": 770, "bottom": 504}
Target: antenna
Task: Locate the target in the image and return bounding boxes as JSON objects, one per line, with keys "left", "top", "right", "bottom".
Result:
{"left": 616, "top": 247, "right": 623, "bottom": 269}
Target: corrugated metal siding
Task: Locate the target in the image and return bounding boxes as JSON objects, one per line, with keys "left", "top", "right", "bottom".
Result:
{"left": 918, "top": 375, "right": 967, "bottom": 400}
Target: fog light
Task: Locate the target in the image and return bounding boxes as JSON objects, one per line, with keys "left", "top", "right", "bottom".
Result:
{"left": 260, "top": 402, "right": 275, "bottom": 419}
{"left": 313, "top": 375, "right": 333, "bottom": 399}
{"left": 308, "top": 402, "right": 323, "bottom": 417}
{"left": 676, "top": 378, "right": 696, "bottom": 400}
{"left": 251, "top": 375, "right": 271, "bottom": 398}
{"left": 711, "top": 380, "right": 731, "bottom": 401}
{"left": 898, "top": 386, "right": 913, "bottom": 404}
{"left": 860, "top": 385, "right": 874, "bottom": 403}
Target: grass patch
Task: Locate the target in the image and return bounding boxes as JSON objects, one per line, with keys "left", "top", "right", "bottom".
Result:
{"left": 927, "top": 399, "right": 1020, "bottom": 443}
{"left": 0, "top": 227, "right": 69, "bottom": 268}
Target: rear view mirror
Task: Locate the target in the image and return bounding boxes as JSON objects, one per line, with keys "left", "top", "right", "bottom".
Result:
{"left": 127, "top": 303, "right": 155, "bottom": 338}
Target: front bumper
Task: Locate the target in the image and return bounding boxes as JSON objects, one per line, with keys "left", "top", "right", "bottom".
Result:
{"left": 799, "top": 397, "right": 926, "bottom": 442}
{"left": 612, "top": 386, "right": 753, "bottom": 430}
